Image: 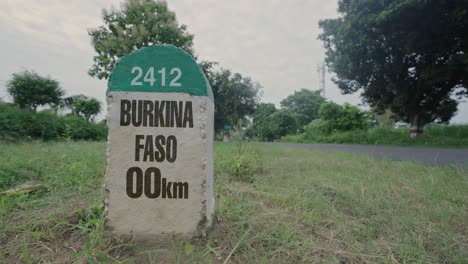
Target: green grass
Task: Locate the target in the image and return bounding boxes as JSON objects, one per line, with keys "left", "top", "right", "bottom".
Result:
{"left": 0, "top": 141, "right": 467, "bottom": 263}
{"left": 282, "top": 124, "right": 468, "bottom": 148}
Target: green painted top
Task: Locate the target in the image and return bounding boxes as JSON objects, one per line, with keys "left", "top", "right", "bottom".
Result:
{"left": 108, "top": 45, "right": 213, "bottom": 100}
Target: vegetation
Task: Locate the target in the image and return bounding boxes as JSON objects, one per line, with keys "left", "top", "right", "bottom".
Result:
{"left": 266, "top": 110, "right": 300, "bottom": 139}
{"left": 2, "top": 69, "right": 104, "bottom": 141}
{"left": 201, "top": 62, "right": 262, "bottom": 134}
{"left": 216, "top": 128, "right": 263, "bottom": 182}
{"left": 315, "top": 102, "right": 370, "bottom": 134}
{"left": 251, "top": 103, "right": 278, "bottom": 141}
{"left": 7, "top": 71, "right": 64, "bottom": 111}
{"left": 0, "top": 103, "right": 107, "bottom": 141}
{"left": 63, "top": 95, "right": 102, "bottom": 122}
{"left": 0, "top": 142, "right": 466, "bottom": 263}
{"left": 250, "top": 89, "right": 325, "bottom": 141}
{"left": 319, "top": 0, "right": 468, "bottom": 137}
{"left": 283, "top": 124, "right": 468, "bottom": 148}
{"left": 249, "top": 96, "right": 467, "bottom": 148}
{"left": 88, "top": 0, "right": 194, "bottom": 79}
{"left": 280, "top": 89, "right": 325, "bottom": 130}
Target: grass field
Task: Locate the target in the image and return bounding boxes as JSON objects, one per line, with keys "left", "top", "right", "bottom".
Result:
{"left": 0, "top": 141, "right": 467, "bottom": 263}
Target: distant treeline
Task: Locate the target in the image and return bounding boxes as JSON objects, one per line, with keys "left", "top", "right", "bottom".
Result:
{"left": 0, "top": 103, "right": 107, "bottom": 141}
{"left": 282, "top": 125, "right": 468, "bottom": 148}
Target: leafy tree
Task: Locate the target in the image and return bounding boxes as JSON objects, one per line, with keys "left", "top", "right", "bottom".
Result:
{"left": 319, "top": 0, "right": 468, "bottom": 137}
{"left": 251, "top": 107, "right": 299, "bottom": 141}
{"left": 64, "top": 95, "right": 102, "bottom": 121}
{"left": 269, "top": 110, "right": 300, "bottom": 138}
{"left": 252, "top": 103, "right": 277, "bottom": 141}
{"left": 318, "top": 102, "right": 369, "bottom": 133}
{"left": 88, "top": 0, "right": 194, "bottom": 79}
{"left": 280, "top": 89, "right": 325, "bottom": 129}
{"left": 318, "top": 102, "right": 341, "bottom": 123}
{"left": 7, "top": 71, "right": 63, "bottom": 111}
{"left": 201, "top": 62, "right": 262, "bottom": 133}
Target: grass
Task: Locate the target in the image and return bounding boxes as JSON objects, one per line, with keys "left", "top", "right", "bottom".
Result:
{"left": 282, "top": 124, "right": 468, "bottom": 148}
{"left": 0, "top": 141, "right": 467, "bottom": 263}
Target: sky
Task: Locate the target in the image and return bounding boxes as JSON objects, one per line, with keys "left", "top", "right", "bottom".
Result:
{"left": 0, "top": 0, "right": 466, "bottom": 123}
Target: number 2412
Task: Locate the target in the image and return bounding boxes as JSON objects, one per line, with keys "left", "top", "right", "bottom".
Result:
{"left": 131, "top": 67, "right": 182, "bottom": 87}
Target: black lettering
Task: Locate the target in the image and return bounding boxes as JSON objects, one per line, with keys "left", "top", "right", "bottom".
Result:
{"left": 120, "top": 100, "right": 131, "bottom": 126}
{"left": 143, "top": 100, "right": 154, "bottom": 126}
{"left": 171, "top": 101, "right": 183, "bottom": 127}
{"left": 135, "top": 135, "right": 145, "bottom": 161}
{"left": 121, "top": 100, "right": 195, "bottom": 128}
{"left": 154, "top": 101, "right": 165, "bottom": 127}
{"left": 166, "top": 135, "right": 177, "bottom": 162}
{"left": 173, "top": 182, "right": 189, "bottom": 199}
{"left": 144, "top": 167, "right": 161, "bottom": 198}
{"left": 131, "top": 100, "right": 143, "bottom": 127}
{"left": 126, "top": 167, "right": 143, "bottom": 198}
{"left": 143, "top": 135, "right": 154, "bottom": 162}
{"left": 155, "top": 135, "right": 166, "bottom": 162}
{"left": 162, "top": 178, "right": 172, "bottom": 199}
{"left": 165, "top": 101, "right": 171, "bottom": 127}
{"left": 183, "top": 101, "right": 193, "bottom": 128}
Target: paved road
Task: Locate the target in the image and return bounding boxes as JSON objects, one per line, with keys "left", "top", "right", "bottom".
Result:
{"left": 267, "top": 143, "right": 468, "bottom": 166}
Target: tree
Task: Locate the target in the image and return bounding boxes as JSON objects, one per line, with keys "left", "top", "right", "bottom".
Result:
{"left": 251, "top": 106, "right": 300, "bottom": 141}
{"left": 319, "top": 0, "right": 468, "bottom": 137}
{"left": 318, "top": 102, "right": 369, "bottom": 133}
{"left": 252, "top": 103, "right": 277, "bottom": 141}
{"left": 88, "top": 0, "right": 194, "bottom": 79}
{"left": 201, "top": 62, "right": 262, "bottom": 133}
{"left": 64, "top": 95, "right": 102, "bottom": 121}
{"left": 280, "top": 89, "right": 325, "bottom": 130}
{"left": 269, "top": 110, "right": 300, "bottom": 138}
{"left": 7, "top": 71, "right": 63, "bottom": 111}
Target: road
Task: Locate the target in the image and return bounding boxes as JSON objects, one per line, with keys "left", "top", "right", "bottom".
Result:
{"left": 267, "top": 143, "right": 468, "bottom": 166}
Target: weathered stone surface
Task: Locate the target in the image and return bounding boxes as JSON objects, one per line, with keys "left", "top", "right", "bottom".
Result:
{"left": 104, "top": 45, "right": 214, "bottom": 245}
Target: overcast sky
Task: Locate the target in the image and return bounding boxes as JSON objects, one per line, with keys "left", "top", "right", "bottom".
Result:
{"left": 0, "top": 0, "right": 466, "bottom": 123}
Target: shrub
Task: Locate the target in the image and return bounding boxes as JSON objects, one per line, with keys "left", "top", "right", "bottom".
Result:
{"left": 285, "top": 124, "right": 468, "bottom": 147}
{"left": 318, "top": 102, "right": 370, "bottom": 133}
{"left": 61, "top": 115, "right": 107, "bottom": 141}
{"left": 0, "top": 103, "right": 107, "bottom": 141}
{"left": 304, "top": 118, "right": 329, "bottom": 136}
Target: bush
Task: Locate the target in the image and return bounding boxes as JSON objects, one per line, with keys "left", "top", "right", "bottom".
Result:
{"left": 0, "top": 103, "right": 107, "bottom": 141}
{"left": 304, "top": 118, "right": 329, "bottom": 136}
{"left": 287, "top": 124, "right": 468, "bottom": 147}
{"left": 318, "top": 102, "right": 370, "bottom": 133}
{"left": 61, "top": 115, "right": 107, "bottom": 141}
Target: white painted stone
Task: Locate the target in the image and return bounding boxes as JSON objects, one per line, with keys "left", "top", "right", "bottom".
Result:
{"left": 105, "top": 91, "right": 214, "bottom": 245}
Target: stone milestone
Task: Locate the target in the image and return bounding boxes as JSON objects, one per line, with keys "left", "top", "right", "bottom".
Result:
{"left": 105, "top": 45, "right": 214, "bottom": 245}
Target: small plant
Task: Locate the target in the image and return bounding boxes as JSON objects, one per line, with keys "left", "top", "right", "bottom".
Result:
{"left": 61, "top": 124, "right": 73, "bottom": 141}
{"left": 217, "top": 121, "right": 263, "bottom": 182}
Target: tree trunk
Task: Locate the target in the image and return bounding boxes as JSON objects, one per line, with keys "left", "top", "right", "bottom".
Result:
{"left": 409, "top": 113, "right": 424, "bottom": 138}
